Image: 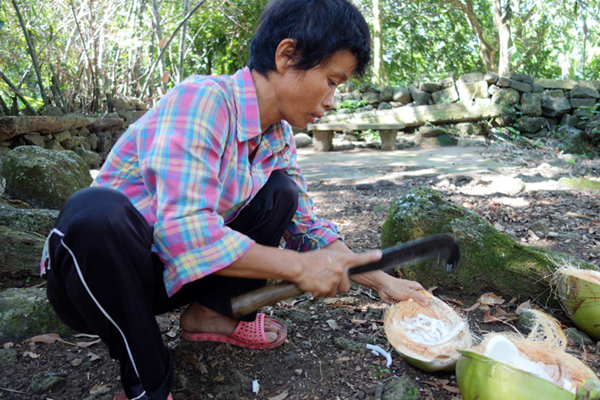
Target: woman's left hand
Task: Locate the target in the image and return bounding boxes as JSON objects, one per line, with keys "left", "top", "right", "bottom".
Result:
{"left": 373, "top": 275, "right": 429, "bottom": 306}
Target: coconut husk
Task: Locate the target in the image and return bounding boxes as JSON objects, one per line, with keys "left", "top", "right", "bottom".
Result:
{"left": 554, "top": 266, "right": 600, "bottom": 286}
{"left": 384, "top": 291, "right": 471, "bottom": 371}
{"left": 472, "top": 310, "right": 598, "bottom": 393}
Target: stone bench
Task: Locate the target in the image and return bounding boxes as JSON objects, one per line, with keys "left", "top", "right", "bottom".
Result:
{"left": 306, "top": 122, "right": 406, "bottom": 151}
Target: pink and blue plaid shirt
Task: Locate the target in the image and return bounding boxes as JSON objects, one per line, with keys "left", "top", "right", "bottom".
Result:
{"left": 71, "top": 67, "right": 339, "bottom": 296}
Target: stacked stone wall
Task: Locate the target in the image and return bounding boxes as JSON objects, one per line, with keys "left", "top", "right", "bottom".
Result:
{"left": 330, "top": 72, "right": 600, "bottom": 145}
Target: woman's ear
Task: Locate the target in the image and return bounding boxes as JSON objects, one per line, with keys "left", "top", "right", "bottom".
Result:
{"left": 274, "top": 39, "right": 298, "bottom": 73}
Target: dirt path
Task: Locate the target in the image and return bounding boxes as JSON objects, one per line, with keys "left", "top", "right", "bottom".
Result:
{"left": 1, "top": 141, "right": 599, "bottom": 400}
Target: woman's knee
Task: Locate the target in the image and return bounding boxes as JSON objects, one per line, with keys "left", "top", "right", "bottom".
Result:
{"left": 56, "top": 187, "right": 151, "bottom": 242}
{"left": 268, "top": 170, "right": 298, "bottom": 211}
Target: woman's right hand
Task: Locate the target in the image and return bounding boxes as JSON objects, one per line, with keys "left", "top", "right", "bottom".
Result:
{"left": 292, "top": 247, "right": 382, "bottom": 297}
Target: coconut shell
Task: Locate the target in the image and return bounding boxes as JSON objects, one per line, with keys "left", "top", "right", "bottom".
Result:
{"left": 556, "top": 268, "right": 600, "bottom": 340}
{"left": 457, "top": 311, "right": 600, "bottom": 399}
{"left": 383, "top": 293, "right": 471, "bottom": 372}
{"left": 456, "top": 349, "right": 576, "bottom": 400}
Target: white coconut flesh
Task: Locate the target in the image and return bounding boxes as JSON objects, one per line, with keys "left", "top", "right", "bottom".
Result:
{"left": 482, "top": 335, "right": 575, "bottom": 393}
{"left": 400, "top": 313, "right": 465, "bottom": 346}
{"left": 384, "top": 296, "right": 471, "bottom": 368}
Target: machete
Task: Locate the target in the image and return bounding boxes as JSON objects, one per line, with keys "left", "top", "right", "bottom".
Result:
{"left": 230, "top": 234, "right": 460, "bottom": 318}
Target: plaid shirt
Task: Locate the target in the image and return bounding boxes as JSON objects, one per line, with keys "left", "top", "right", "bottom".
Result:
{"left": 41, "top": 67, "right": 340, "bottom": 296}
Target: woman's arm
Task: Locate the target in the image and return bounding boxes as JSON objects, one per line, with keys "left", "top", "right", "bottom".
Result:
{"left": 323, "top": 240, "right": 430, "bottom": 306}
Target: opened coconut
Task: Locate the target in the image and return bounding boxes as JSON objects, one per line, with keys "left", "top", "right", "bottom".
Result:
{"left": 456, "top": 310, "right": 600, "bottom": 400}
{"left": 384, "top": 291, "right": 471, "bottom": 372}
{"left": 555, "top": 266, "right": 600, "bottom": 340}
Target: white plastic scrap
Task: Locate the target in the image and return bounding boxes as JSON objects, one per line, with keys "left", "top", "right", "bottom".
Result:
{"left": 400, "top": 313, "right": 464, "bottom": 346}
{"left": 252, "top": 379, "right": 260, "bottom": 395}
{"left": 366, "top": 344, "right": 392, "bottom": 367}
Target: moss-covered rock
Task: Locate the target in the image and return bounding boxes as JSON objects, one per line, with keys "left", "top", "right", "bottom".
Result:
{"left": 0, "top": 224, "right": 45, "bottom": 279}
{"left": 381, "top": 187, "right": 596, "bottom": 310}
{"left": 558, "top": 177, "right": 600, "bottom": 194}
{"left": 0, "top": 288, "right": 72, "bottom": 344}
{"left": 1, "top": 146, "right": 92, "bottom": 209}
{"left": 0, "top": 203, "right": 58, "bottom": 235}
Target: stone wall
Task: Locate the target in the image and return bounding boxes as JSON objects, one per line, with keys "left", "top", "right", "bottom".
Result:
{"left": 329, "top": 72, "right": 600, "bottom": 145}
{"left": 0, "top": 96, "right": 148, "bottom": 169}
{"left": 0, "top": 75, "right": 599, "bottom": 162}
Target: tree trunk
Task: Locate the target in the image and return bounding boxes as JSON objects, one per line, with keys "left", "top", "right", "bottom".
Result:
{"left": 179, "top": 0, "right": 190, "bottom": 82}
{"left": 372, "top": 0, "right": 387, "bottom": 86}
{"left": 449, "top": 0, "right": 497, "bottom": 72}
{"left": 10, "top": 0, "right": 49, "bottom": 110}
{"left": 151, "top": 0, "right": 167, "bottom": 94}
{"left": 494, "top": 0, "right": 512, "bottom": 77}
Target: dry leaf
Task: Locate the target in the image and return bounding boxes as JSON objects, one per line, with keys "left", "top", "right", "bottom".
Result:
{"left": 483, "top": 308, "right": 507, "bottom": 324}
{"left": 24, "top": 333, "right": 61, "bottom": 344}
{"left": 350, "top": 319, "right": 367, "bottom": 325}
{"left": 197, "top": 363, "right": 208, "bottom": 374}
{"left": 268, "top": 390, "right": 289, "bottom": 400}
{"left": 463, "top": 301, "right": 480, "bottom": 312}
{"left": 160, "top": 70, "right": 170, "bottom": 84}
{"left": 89, "top": 385, "right": 110, "bottom": 395}
{"left": 566, "top": 212, "right": 591, "bottom": 220}
{"left": 516, "top": 300, "right": 532, "bottom": 315}
{"left": 213, "top": 376, "right": 225, "bottom": 382}
{"left": 87, "top": 352, "right": 101, "bottom": 361}
{"left": 166, "top": 326, "right": 178, "bottom": 338}
{"left": 157, "top": 37, "right": 168, "bottom": 49}
{"left": 77, "top": 338, "right": 102, "bottom": 348}
{"left": 3, "top": 342, "right": 14, "bottom": 349}
{"left": 440, "top": 296, "right": 464, "bottom": 306}
{"left": 326, "top": 319, "right": 340, "bottom": 330}
{"left": 423, "top": 380, "right": 438, "bottom": 387}
{"left": 442, "top": 384, "right": 461, "bottom": 394}
{"left": 23, "top": 351, "right": 40, "bottom": 358}
{"left": 184, "top": 354, "right": 198, "bottom": 366}
{"left": 478, "top": 292, "right": 505, "bottom": 306}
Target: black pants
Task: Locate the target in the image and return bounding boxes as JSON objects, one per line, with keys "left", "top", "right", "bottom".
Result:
{"left": 45, "top": 171, "right": 298, "bottom": 399}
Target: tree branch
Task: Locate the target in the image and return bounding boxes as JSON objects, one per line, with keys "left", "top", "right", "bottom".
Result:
{"left": 10, "top": 0, "right": 49, "bottom": 108}
{"left": 140, "top": 0, "right": 208, "bottom": 98}
{"left": 0, "top": 68, "right": 37, "bottom": 115}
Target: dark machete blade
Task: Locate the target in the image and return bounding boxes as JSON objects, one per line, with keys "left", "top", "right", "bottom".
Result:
{"left": 348, "top": 234, "right": 460, "bottom": 275}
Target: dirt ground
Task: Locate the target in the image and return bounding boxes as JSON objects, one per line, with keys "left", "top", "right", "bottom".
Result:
{"left": 1, "top": 140, "right": 600, "bottom": 400}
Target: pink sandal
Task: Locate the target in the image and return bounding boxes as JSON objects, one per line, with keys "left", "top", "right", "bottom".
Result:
{"left": 181, "top": 313, "right": 287, "bottom": 350}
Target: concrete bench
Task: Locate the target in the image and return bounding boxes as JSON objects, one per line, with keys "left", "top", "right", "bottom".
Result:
{"left": 306, "top": 122, "right": 405, "bottom": 151}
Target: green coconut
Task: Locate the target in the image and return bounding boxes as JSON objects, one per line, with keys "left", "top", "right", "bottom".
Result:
{"left": 556, "top": 267, "right": 600, "bottom": 340}
{"left": 383, "top": 292, "right": 471, "bottom": 372}
{"left": 457, "top": 349, "right": 576, "bottom": 400}
{"left": 456, "top": 310, "right": 600, "bottom": 400}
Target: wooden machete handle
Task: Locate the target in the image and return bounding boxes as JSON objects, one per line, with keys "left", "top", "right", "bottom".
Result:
{"left": 230, "top": 282, "right": 302, "bottom": 319}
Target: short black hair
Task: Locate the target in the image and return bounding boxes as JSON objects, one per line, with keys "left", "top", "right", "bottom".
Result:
{"left": 248, "top": 0, "right": 371, "bottom": 78}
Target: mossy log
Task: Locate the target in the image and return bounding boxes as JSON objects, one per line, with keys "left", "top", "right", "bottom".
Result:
{"left": 381, "top": 187, "right": 597, "bottom": 310}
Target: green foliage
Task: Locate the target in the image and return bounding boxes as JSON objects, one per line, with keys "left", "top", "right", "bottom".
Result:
{"left": 339, "top": 99, "right": 368, "bottom": 113}
{"left": 359, "top": 129, "right": 380, "bottom": 142}
{"left": 0, "top": 0, "right": 599, "bottom": 114}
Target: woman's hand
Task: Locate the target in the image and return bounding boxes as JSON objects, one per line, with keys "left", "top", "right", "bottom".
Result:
{"left": 371, "top": 274, "right": 430, "bottom": 306}
{"left": 292, "top": 246, "right": 382, "bottom": 297}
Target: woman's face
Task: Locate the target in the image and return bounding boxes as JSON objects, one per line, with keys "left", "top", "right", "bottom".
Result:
{"left": 275, "top": 50, "right": 357, "bottom": 129}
